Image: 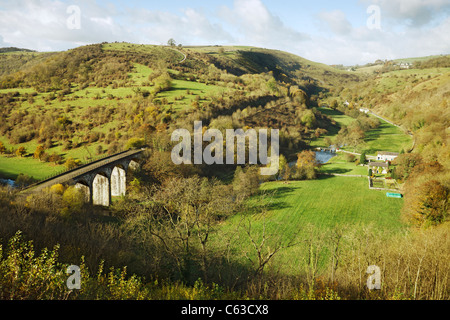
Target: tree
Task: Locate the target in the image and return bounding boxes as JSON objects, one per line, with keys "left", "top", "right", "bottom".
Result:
{"left": 64, "top": 157, "right": 80, "bottom": 170}
{"left": 16, "top": 146, "right": 26, "bottom": 157}
{"left": 49, "top": 153, "right": 62, "bottom": 165}
{"left": 153, "top": 72, "right": 172, "bottom": 93}
{"left": 392, "top": 153, "right": 422, "bottom": 182}
{"left": 148, "top": 176, "right": 236, "bottom": 282}
{"left": 96, "top": 145, "right": 103, "bottom": 155}
{"left": 0, "top": 141, "right": 5, "bottom": 154}
{"left": 50, "top": 183, "right": 65, "bottom": 195}
{"left": 301, "top": 110, "right": 316, "bottom": 129}
{"left": 61, "top": 186, "right": 85, "bottom": 217}
{"left": 33, "top": 145, "right": 45, "bottom": 161}
{"left": 278, "top": 154, "right": 289, "bottom": 181}
{"left": 167, "top": 38, "right": 176, "bottom": 47}
{"left": 242, "top": 216, "right": 300, "bottom": 278}
{"left": 125, "top": 137, "right": 146, "bottom": 150}
{"left": 232, "top": 166, "right": 260, "bottom": 199}
{"left": 359, "top": 150, "right": 367, "bottom": 164}
{"left": 330, "top": 99, "right": 338, "bottom": 110}
{"left": 15, "top": 173, "right": 36, "bottom": 187}
{"left": 294, "top": 150, "right": 318, "bottom": 180}
{"left": 404, "top": 180, "right": 449, "bottom": 226}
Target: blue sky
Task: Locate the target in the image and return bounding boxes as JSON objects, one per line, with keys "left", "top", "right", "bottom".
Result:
{"left": 0, "top": 0, "right": 449, "bottom": 65}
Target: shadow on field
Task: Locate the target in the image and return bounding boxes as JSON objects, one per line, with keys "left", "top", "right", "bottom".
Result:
{"left": 319, "top": 166, "right": 352, "bottom": 175}
{"left": 247, "top": 185, "right": 302, "bottom": 213}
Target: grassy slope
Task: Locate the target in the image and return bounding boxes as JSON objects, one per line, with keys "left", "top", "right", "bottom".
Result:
{"left": 214, "top": 176, "right": 405, "bottom": 275}
{"left": 363, "top": 117, "right": 412, "bottom": 154}
{"left": 311, "top": 107, "right": 412, "bottom": 154}
{"left": 189, "top": 45, "right": 361, "bottom": 91}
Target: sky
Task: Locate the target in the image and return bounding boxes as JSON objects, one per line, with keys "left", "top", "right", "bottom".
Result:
{"left": 0, "top": 0, "right": 449, "bottom": 65}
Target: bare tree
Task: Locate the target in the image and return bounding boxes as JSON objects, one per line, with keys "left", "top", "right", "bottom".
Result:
{"left": 242, "top": 216, "right": 300, "bottom": 278}
{"left": 147, "top": 176, "right": 235, "bottom": 282}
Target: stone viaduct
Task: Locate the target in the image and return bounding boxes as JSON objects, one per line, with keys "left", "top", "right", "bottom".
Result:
{"left": 21, "top": 149, "right": 145, "bottom": 206}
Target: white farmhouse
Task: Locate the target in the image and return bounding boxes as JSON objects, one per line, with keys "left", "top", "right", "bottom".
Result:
{"left": 376, "top": 151, "right": 399, "bottom": 162}
{"left": 359, "top": 108, "right": 369, "bottom": 113}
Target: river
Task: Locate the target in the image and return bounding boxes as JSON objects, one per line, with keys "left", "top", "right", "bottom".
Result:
{"left": 289, "top": 150, "right": 337, "bottom": 167}
{"left": 0, "top": 178, "right": 15, "bottom": 187}
{"left": 315, "top": 150, "right": 337, "bottom": 164}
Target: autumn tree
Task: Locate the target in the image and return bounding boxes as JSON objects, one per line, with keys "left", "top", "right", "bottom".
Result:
{"left": 15, "top": 146, "right": 26, "bottom": 157}
{"left": 404, "top": 180, "right": 449, "bottom": 226}
{"left": 293, "top": 150, "right": 318, "bottom": 180}
{"left": 392, "top": 153, "right": 422, "bottom": 182}
{"left": 0, "top": 141, "right": 5, "bottom": 154}
{"left": 33, "top": 145, "right": 45, "bottom": 161}
{"left": 64, "top": 157, "right": 81, "bottom": 170}
{"left": 49, "top": 153, "right": 62, "bottom": 165}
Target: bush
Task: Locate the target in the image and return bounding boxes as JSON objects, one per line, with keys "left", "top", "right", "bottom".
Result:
{"left": 344, "top": 153, "right": 355, "bottom": 162}
{"left": 50, "top": 184, "right": 65, "bottom": 195}
{"left": 125, "top": 138, "right": 146, "bottom": 150}
{"left": 0, "top": 231, "right": 68, "bottom": 299}
{"left": 15, "top": 174, "right": 36, "bottom": 187}
{"left": 64, "top": 157, "right": 81, "bottom": 170}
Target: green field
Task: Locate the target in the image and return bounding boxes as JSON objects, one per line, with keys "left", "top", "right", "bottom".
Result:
{"left": 312, "top": 107, "right": 412, "bottom": 155}
{"left": 319, "top": 154, "right": 368, "bottom": 175}
{"left": 0, "top": 134, "right": 110, "bottom": 180}
{"left": 214, "top": 176, "right": 405, "bottom": 276}
{"left": 363, "top": 117, "right": 412, "bottom": 154}
{"left": 0, "top": 155, "right": 64, "bottom": 180}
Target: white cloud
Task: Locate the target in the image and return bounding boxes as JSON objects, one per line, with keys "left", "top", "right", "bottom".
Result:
{"left": 122, "top": 7, "right": 234, "bottom": 45}
{"left": 317, "top": 10, "right": 352, "bottom": 35}
{"left": 361, "top": 0, "right": 450, "bottom": 27}
{"left": 219, "top": 0, "right": 309, "bottom": 48}
{"left": 0, "top": 0, "right": 448, "bottom": 66}
{"left": 0, "top": 0, "right": 131, "bottom": 51}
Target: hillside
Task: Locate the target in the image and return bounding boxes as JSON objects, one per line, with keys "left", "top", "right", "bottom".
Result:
{"left": 0, "top": 42, "right": 360, "bottom": 180}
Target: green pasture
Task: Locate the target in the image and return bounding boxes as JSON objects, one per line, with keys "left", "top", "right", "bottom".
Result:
{"left": 319, "top": 154, "right": 368, "bottom": 176}
{"left": 213, "top": 176, "right": 405, "bottom": 276}
{"left": 312, "top": 107, "right": 412, "bottom": 155}
{"left": 0, "top": 155, "right": 64, "bottom": 180}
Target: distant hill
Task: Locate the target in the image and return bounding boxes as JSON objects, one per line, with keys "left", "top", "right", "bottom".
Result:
{"left": 186, "top": 45, "right": 361, "bottom": 95}
{"left": 0, "top": 47, "right": 36, "bottom": 53}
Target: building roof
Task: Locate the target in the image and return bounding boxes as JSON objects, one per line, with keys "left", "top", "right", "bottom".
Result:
{"left": 369, "top": 161, "right": 389, "bottom": 168}
{"left": 377, "top": 151, "right": 399, "bottom": 156}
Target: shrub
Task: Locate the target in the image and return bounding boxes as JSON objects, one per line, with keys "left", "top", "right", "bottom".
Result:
{"left": 15, "top": 174, "right": 36, "bottom": 187}
{"left": 344, "top": 153, "right": 355, "bottom": 162}
{"left": 50, "top": 184, "right": 65, "bottom": 195}
{"left": 125, "top": 137, "right": 146, "bottom": 150}
{"left": 64, "top": 157, "right": 81, "bottom": 170}
{"left": 15, "top": 146, "right": 26, "bottom": 157}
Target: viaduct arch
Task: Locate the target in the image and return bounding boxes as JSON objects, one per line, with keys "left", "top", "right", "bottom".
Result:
{"left": 22, "top": 149, "right": 145, "bottom": 206}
